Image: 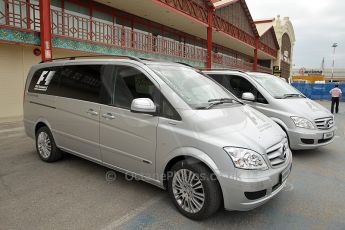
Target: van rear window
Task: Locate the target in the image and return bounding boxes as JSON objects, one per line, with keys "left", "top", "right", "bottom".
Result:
{"left": 28, "top": 65, "right": 104, "bottom": 103}
{"left": 28, "top": 67, "right": 61, "bottom": 95}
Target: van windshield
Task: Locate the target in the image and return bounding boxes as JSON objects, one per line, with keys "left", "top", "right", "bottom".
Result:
{"left": 149, "top": 65, "right": 238, "bottom": 109}
{"left": 248, "top": 73, "right": 305, "bottom": 99}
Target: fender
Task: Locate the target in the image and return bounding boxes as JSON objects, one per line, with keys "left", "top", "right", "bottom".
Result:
{"left": 160, "top": 147, "right": 221, "bottom": 182}
{"left": 33, "top": 118, "right": 60, "bottom": 145}
{"left": 270, "top": 117, "right": 289, "bottom": 132}
{"left": 34, "top": 117, "right": 53, "bottom": 132}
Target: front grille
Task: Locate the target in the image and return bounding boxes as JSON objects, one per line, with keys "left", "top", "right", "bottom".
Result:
{"left": 314, "top": 117, "right": 334, "bottom": 130}
{"left": 266, "top": 140, "right": 288, "bottom": 167}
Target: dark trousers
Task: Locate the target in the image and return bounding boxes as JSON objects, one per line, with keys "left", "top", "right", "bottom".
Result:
{"left": 331, "top": 97, "right": 340, "bottom": 113}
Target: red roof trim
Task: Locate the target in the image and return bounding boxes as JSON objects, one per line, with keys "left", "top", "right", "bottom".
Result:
{"left": 214, "top": 0, "right": 259, "bottom": 37}
{"left": 254, "top": 19, "right": 275, "bottom": 24}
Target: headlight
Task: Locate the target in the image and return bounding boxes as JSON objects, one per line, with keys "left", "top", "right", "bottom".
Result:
{"left": 224, "top": 147, "right": 268, "bottom": 170}
{"left": 291, "top": 116, "right": 315, "bottom": 129}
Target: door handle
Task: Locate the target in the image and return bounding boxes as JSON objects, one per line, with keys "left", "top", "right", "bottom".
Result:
{"left": 86, "top": 109, "right": 99, "bottom": 116}
{"left": 102, "top": 112, "right": 115, "bottom": 120}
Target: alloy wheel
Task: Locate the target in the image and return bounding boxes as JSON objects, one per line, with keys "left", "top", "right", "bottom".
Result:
{"left": 37, "top": 132, "right": 51, "bottom": 159}
{"left": 172, "top": 169, "right": 205, "bottom": 213}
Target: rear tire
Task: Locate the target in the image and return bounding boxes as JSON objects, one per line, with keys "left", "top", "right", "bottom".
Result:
{"left": 35, "top": 126, "right": 62, "bottom": 162}
{"left": 167, "top": 160, "right": 222, "bottom": 220}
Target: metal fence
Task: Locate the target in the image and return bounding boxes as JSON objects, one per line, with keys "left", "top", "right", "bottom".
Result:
{"left": 292, "top": 83, "right": 345, "bottom": 101}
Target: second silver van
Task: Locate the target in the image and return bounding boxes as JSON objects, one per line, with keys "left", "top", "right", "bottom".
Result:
{"left": 203, "top": 70, "right": 336, "bottom": 150}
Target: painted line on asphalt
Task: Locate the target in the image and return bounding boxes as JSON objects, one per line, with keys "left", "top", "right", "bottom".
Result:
{"left": 0, "top": 133, "right": 26, "bottom": 140}
{"left": 101, "top": 196, "right": 164, "bottom": 230}
{"left": 0, "top": 127, "right": 24, "bottom": 133}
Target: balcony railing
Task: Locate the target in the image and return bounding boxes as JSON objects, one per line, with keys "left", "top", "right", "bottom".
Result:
{"left": 213, "top": 52, "right": 253, "bottom": 71}
{"left": 0, "top": 0, "right": 272, "bottom": 72}
{"left": 259, "top": 42, "right": 277, "bottom": 58}
{"left": 156, "top": 0, "right": 208, "bottom": 24}
{"left": 257, "top": 65, "right": 272, "bottom": 74}
{"left": 213, "top": 14, "right": 256, "bottom": 48}
{"left": 50, "top": 9, "right": 208, "bottom": 62}
{"left": 0, "top": 0, "right": 40, "bottom": 31}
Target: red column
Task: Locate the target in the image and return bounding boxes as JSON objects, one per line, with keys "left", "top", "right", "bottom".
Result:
{"left": 39, "top": 0, "right": 52, "bottom": 62}
{"left": 131, "top": 18, "right": 134, "bottom": 48}
{"left": 89, "top": 0, "right": 93, "bottom": 41}
{"left": 26, "top": 0, "right": 31, "bottom": 29}
{"left": 206, "top": 7, "right": 214, "bottom": 69}
{"left": 61, "top": 0, "right": 65, "bottom": 35}
{"left": 5, "top": 0, "right": 9, "bottom": 25}
{"left": 253, "top": 37, "right": 259, "bottom": 71}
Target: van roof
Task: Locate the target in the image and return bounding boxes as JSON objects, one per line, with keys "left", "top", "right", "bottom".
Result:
{"left": 38, "top": 55, "right": 195, "bottom": 68}
{"left": 202, "top": 69, "right": 247, "bottom": 74}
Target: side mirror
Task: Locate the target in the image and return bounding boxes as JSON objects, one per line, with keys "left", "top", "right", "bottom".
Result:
{"left": 131, "top": 98, "right": 156, "bottom": 115}
{"left": 242, "top": 92, "right": 255, "bottom": 101}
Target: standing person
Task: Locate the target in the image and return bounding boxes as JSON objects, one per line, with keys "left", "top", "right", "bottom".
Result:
{"left": 329, "top": 84, "right": 342, "bottom": 114}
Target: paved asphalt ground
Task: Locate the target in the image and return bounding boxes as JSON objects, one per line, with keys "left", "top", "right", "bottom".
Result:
{"left": 0, "top": 101, "right": 345, "bottom": 230}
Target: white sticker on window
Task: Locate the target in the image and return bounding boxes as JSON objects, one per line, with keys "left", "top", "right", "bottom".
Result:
{"left": 34, "top": 71, "right": 56, "bottom": 91}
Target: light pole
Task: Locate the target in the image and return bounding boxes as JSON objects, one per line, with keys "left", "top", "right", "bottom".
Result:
{"left": 331, "top": 42, "right": 338, "bottom": 82}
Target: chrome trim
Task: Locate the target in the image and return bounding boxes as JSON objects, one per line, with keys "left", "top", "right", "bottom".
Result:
{"left": 314, "top": 117, "right": 334, "bottom": 130}
{"left": 266, "top": 139, "right": 288, "bottom": 167}
{"left": 30, "top": 101, "right": 56, "bottom": 109}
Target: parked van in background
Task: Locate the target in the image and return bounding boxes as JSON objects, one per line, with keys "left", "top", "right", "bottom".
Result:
{"left": 203, "top": 70, "right": 336, "bottom": 150}
{"left": 24, "top": 57, "right": 292, "bottom": 219}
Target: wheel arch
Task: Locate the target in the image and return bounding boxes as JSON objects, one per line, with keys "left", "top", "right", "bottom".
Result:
{"left": 162, "top": 148, "right": 224, "bottom": 206}
{"left": 271, "top": 117, "right": 288, "bottom": 134}
{"left": 34, "top": 118, "right": 53, "bottom": 136}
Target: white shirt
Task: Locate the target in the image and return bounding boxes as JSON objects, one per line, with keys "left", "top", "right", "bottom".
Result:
{"left": 330, "top": 87, "right": 342, "bottom": 97}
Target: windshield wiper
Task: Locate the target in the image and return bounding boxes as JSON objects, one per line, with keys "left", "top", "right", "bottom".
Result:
{"left": 195, "top": 98, "right": 243, "bottom": 110}
{"left": 283, "top": 94, "right": 305, "bottom": 98}
{"left": 205, "top": 98, "right": 239, "bottom": 109}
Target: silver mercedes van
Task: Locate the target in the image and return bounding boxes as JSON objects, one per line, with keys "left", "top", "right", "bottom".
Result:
{"left": 24, "top": 57, "right": 292, "bottom": 219}
{"left": 203, "top": 70, "right": 336, "bottom": 150}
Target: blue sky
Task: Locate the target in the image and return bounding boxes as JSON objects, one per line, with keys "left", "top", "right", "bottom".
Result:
{"left": 246, "top": 0, "right": 345, "bottom": 69}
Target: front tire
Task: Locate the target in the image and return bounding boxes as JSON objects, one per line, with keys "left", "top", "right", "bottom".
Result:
{"left": 167, "top": 160, "right": 222, "bottom": 220}
{"left": 35, "top": 126, "right": 62, "bottom": 162}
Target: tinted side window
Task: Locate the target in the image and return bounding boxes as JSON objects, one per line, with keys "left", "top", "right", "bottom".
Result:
{"left": 28, "top": 67, "right": 61, "bottom": 95}
{"left": 114, "top": 66, "right": 159, "bottom": 109}
{"left": 229, "top": 76, "right": 268, "bottom": 104}
{"left": 228, "top": 76, "right": 252, "bottom": 97}
{"left": 209, "top": 74, "right": 224, "bottom": 85}
{"left": 160, "top": 96, "right": 181, "bottom": 121}
{"left": 100, "top": 66, "right": 115, "bottom": 105}
{"left": 58, "top": 65, "right": 102, "bottom": 103}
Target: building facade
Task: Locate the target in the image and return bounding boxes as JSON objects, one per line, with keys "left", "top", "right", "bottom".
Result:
{"left": 255, "top": 15, "right": 296, "bottom": 79}
{"left": 0, "top": 0, "right": 281, "bottom": 121}
{"left": 292, "top": 68, "right": 345, "bottom": 83}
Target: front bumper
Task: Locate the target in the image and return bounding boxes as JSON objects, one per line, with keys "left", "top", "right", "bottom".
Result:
{"left": 288, "top": 126, "right": 336, "bottom": 150}
{"left": 219, "top": 152, "right": 293, "bottom": 211}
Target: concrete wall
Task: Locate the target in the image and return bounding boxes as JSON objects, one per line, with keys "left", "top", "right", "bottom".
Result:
{"left": 0, "top": 43, "right": 82, "bottom": 122}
